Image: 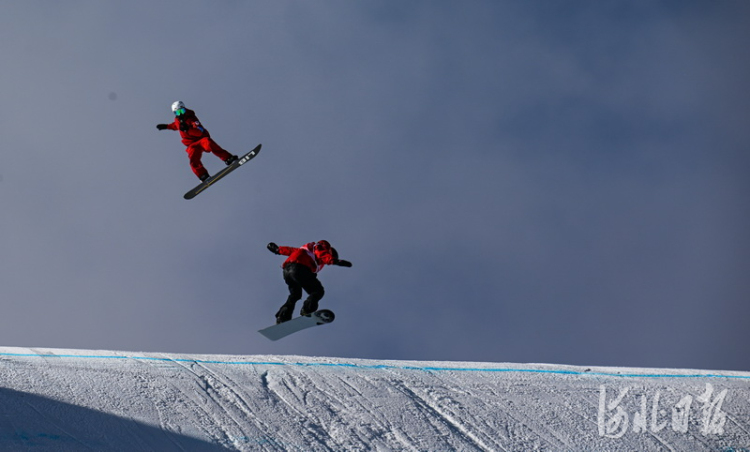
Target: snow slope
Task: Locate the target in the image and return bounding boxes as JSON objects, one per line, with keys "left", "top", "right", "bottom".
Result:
{"left": 0, "top": 347, "right": 748, "bottom": 451}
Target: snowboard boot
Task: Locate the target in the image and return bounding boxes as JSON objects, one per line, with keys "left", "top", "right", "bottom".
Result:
{"left": 224, "top": 154, "right": 238, "bottom": 166}
{"left": 300, "top": 300, "right": 319, "bottom": 317}
{"left": 276, "top": 305, "right": 294, "bottom": 324}
{"left": 199, "top": 173, "right": 210, "bottom": 182}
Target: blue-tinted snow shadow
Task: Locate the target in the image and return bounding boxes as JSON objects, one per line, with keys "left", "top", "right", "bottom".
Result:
{"left": 0, "top": 387, "right": 229, "bottom": 451}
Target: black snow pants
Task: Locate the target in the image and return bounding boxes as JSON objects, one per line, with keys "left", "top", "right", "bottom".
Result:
{"left": 275, "top": 263, "right": 325, "bottom": 322}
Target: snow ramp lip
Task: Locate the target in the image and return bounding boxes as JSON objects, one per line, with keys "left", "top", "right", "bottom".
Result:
{"left": 2, "top": 346, "right": 749, "bottom": 451}
{"left": 2, "top": 348, "right": 748, "bottom": 379}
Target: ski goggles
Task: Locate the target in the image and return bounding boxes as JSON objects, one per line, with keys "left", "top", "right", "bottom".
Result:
{"left": 174, "top": 108, "right": 186, "bottom": 116}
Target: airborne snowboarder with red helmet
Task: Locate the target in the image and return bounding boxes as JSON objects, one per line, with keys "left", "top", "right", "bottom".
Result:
{"left": 157, "top": 101, "right": 238, "bottom": 181}
{"left": 267, "top": 240, "right": 352, "bottom": 324}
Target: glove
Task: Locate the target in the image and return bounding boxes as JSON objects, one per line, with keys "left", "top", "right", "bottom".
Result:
{"left": 267, "top": 242, "right": 280, "bottom": 255}
{"left": 156, "top": 124, "right": 169, "bottom": 130}
{"left": 179, "top": 120, "right": 190, "bottom": 132}
{"left": 335, "top": 259, "right": 352, "bottom": 267}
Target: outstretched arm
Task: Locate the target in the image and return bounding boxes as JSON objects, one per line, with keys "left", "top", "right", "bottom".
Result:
{"left": 267, "top": 242, "right": 296, "bottom": 256}
{"left": 156, "top": 121, "right": 178, "bottom": 131}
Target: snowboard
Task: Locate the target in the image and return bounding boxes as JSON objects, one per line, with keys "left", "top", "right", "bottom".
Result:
{"left": 184, "top": 143, "right": 262, "bottom": 199}
{"left": 258, "top": 309, "right": 336, "bottom": 341}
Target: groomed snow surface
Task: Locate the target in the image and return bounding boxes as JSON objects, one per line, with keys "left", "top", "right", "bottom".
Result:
{"left": 1, "top": 347, "right": 748, "bottom": 451}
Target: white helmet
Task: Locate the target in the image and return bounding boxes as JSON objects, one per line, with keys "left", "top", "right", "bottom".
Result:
{"left": 171, "top": 101, "right": 186, "bottom": 113}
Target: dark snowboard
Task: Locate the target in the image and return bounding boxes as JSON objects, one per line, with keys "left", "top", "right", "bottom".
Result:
{"left": 184, "top": 144, "right": 261, "bottom": 199}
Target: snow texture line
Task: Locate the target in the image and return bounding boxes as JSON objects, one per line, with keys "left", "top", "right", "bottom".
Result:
{"left": 1, "top": 351, "right": 749, "bottom": 380}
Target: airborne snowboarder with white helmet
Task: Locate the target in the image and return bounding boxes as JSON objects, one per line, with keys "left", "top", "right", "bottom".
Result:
{"left": 157, "top": 101, "right": 238, "bottom": 181}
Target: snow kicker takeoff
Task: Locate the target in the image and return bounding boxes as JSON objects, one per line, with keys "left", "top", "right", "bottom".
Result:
{"left": 265, "top": 240, "right": 352, "bottom": 328}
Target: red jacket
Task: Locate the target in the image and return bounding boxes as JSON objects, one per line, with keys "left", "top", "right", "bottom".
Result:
{"left": 279, "top": 241, "right": 337, "bottom": 274}
{"left": 166, "top": 108, "right": 211, "bottom": 146}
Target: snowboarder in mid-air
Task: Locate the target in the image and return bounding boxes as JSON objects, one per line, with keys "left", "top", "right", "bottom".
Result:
{"left": 156, "top": 101, "right": 238, "bottom": 181}
{"left": 267, "top": 240, "right": 352, "bottom": 324}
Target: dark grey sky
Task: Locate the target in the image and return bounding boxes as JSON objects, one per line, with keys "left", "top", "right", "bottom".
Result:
{"left": 1, "top": 1, "right": 748, "bottom": 371}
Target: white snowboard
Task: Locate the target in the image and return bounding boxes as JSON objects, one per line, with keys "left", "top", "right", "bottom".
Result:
{"left": 258, "top": 310, "right": 335, "bottom": 341}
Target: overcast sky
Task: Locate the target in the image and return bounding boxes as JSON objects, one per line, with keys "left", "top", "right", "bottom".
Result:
{"left": 1, "top": 1, "right": 748, "bottom": 371}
